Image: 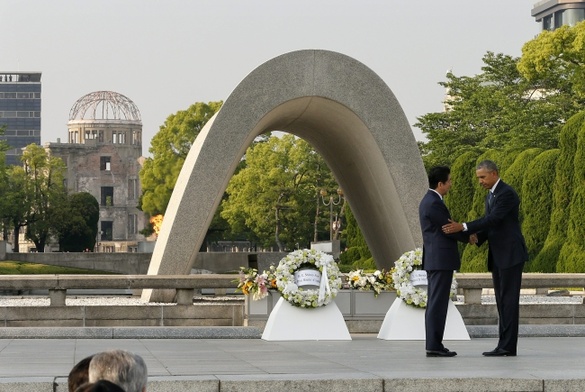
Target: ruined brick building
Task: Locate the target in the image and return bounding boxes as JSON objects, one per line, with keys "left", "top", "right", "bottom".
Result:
{"left": 46, "top": 91, "right": 147, "bottom": 252}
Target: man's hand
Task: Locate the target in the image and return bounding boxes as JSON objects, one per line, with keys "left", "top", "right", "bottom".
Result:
{"left": 469, "top": 233, "right": 478, "bottom": 245}
{"left": 442, "top": 219, "right": 464, "bottom": 234}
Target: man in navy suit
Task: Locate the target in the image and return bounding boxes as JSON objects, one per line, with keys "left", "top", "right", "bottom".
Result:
{"left": 419, "top": 166, "right": 470, "bottom": 357}
{"left": 442, "top": 160, "right": 528, "bottom": 357}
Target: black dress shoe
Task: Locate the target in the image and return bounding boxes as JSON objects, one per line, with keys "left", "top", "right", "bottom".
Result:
{"left": 426, "top": 348, "right": 457, "bottom": 357}
{"left": 482, "top": 348, "right": 516, "bottom": 357}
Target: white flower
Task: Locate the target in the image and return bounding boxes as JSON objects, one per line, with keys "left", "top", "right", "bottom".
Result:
{"left": 274, "top": 249, "right": 341, "bottom": 308}
{"left": 392, "top": 248, "right": 457, "bottom": 309}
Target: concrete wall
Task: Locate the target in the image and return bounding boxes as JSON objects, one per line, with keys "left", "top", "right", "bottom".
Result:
{"left": 0, "top": 303, "right": 244, "bottom": 327}
{"left": 0, "top": 250, "right": 287, "bottom": 275}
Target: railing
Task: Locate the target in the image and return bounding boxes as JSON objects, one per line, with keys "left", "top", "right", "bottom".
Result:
{"left": 455, "top": 273, "right": 585, "bottom": 304}
{"left": 1, "top": 273, "right": 584, "bottom": 307}
{"left": 0, "top": 274, "right": 239, "bottom": 306}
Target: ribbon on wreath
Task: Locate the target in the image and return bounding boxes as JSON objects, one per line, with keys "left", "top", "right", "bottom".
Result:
{"left": 318, "top": 265, "right": 331, "bottom": 305}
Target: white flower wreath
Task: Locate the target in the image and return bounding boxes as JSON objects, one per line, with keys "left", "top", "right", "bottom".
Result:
{"left": 275, "top": 249, "right": 342, "bottom": 308}
{"left": 391, "top": 248, "right": 458, "bottom": 309}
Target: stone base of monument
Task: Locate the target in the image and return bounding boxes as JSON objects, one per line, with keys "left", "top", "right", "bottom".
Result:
{"left": 262, "top": 297, "right": 352, "bottom": 341}
{"left": 377, "top": 297, "right": 470, "bottom": 340}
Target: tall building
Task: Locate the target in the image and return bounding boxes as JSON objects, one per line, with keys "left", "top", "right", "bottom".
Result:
{"left": 46, "top": 91, "right": 147, "bottom": 252}
{"left": 0, "top": 72, "right": 42, "bottom": 166}
{"left": 532, "top": 0, "right": 585, "bottom": 30}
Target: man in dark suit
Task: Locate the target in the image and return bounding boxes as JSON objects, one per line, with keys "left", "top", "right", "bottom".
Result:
{"left": 442, "top": 160, "right": 528, "bottom": 357}
{"left": 419, "top": 166, "right": 470, "bottom": 357}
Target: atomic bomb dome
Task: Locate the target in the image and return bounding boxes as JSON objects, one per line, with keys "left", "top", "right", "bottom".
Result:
{"left": 69, "top": 90, "right": 142, "bottom": 123}
{"left": 65, "top": 90, "right": 142, "bottom": 146}
{"left": 43, "top": 90, "right": 146, "bottom": 253}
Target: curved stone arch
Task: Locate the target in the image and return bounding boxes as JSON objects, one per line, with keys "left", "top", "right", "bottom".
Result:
{"left": 143, "top": 50, "right": 427, "bottom": 302}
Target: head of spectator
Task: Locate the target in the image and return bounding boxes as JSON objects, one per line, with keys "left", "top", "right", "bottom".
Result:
{"left": 69, "top": 355, "right": 95, "bottom": 392}
{"left": 88, "top": 349, "right": 147, "bottom": 392}
{"left": 75, "top": 380, "right": 126, "bottom": 392}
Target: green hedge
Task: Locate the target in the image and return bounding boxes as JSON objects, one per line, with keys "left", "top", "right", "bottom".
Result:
{"left": 534, "top": 112, "right": 583, "bottom": 272}
{"left": 446, "top": 151, "right": 480, "bottom": 257}
{"left": 521, "top": 149, "right": 560, "bottom": 271}
{"left": 557, "top": 119, "right": 585, "bottom": 272}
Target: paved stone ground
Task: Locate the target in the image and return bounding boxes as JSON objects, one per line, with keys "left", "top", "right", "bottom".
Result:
{"left": 1, "top": 333, "right": 585, "bottom": 391}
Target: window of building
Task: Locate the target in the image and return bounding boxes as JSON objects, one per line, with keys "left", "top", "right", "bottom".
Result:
{"left": 100, "top": 221, "right": 113, "bottom": 241}
{"left": 128, "top": 214, "right": 137, "bottom": 235}
{"left": 100, "top": 156, "right": 111, "bottom": 171}
{"left": 99, "top": 130, "right": 104, "bottom": 143}
{"left": 112, "top": 132, "right": 117, "bottom": 144}
{"left": 119, "top": 132, "right": 126, "bottom": 144}
{"left": 564, "top": 8, "right": 585, "bottom": 26}
{"left": 128, "top": 178, "right": 137, "bottom": 200}
{"left": 554, "top": 10, "right": 564, "bottom": 29}
{"left": 101, "top": 186, "right": 114, "bottom": 206}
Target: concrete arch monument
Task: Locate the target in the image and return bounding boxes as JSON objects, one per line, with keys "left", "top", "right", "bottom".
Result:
{"left": 143, "top": 50, "right": 428, "bottom": 302}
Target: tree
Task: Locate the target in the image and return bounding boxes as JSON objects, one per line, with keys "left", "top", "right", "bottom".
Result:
{"left": 418, "top": 53, "right": 544, "bottom": 167}
{"left": 220, "top": 134, "right": 337, "bottom": 251}
{"left": 140, "top": 101, "right": 222, "bottom": 216}
{"left": 518, "top": 21, "right": 585, "bottom": 115}
{"left": 339, "top": 203, "right": 373, "bottom": 269}
{"left": 20, "top": 144, "right": 67, "bottom": 252}
{"left": 1, "top": 166, "right": 28, "bottom": 251}
{"left": 54, "top": 192, "right": 100, "bottom": 252}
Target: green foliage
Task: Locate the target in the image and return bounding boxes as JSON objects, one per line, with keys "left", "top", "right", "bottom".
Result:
{"left": 351, "top": 257, "right": 376, "bottom": 270}
{"left": 445, "top": 151, "right": 479, "bottom": 223}
{"left": 339, "top": 203, "right": 372, "bottom": 266}
{"left": 535, "top": 112, "right": 583, "bottom": 271}
{"left": 417, "top": 52, "right": 560, "bottom": 169}
{"left": 140, "top": 101, "right": 222, "bottom": 215}
{"left": 220, "top": 134, "right": 337, "bottom": 251}
{"left": 502, "top": 148, "right": 543, "bottom": 223}
{"left": 339, "top": 246, "right": 361, "bottom": 265}
{"left": 20, "top": 144, "right": 67, "bottom": 252}
{"left": 521, "top": 149, "right": 560, "bottom": 271}
{"left": 1, "top": 165, "right": 28, "bottom": 251}
{"left": 54, "top": 192, "right": 100, "bottom": 252}
{"left": 519, "top": 21, "right": 585, "bottom": 106}
{"left": 557, "top": 120, "right": 585, "bottom": 272}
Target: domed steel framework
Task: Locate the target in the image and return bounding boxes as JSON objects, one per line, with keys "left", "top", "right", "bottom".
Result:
{"left": 69, "top": 91, "right": 141, "bottom": 122}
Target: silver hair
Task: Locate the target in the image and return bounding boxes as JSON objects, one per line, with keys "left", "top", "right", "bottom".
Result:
{"left": 88, "top": 349, "right": 147, "bottom": 392}
{"left": 476, "top": 159, "right": 498, "bottom": 173}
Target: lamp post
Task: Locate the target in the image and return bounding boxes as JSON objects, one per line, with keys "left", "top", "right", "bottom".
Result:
{"left": 320, "top": 188, "right": 343, "bottom": 241}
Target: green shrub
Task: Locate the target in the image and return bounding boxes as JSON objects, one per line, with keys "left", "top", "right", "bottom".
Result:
{"left": 534, "top": 112, "right": 583, "bottom": 272}
{"left": 521, "top": 149, "right": 560, "bottom": 271}
{"left": 557, "top": 122, "right": 585, "bottom": 272}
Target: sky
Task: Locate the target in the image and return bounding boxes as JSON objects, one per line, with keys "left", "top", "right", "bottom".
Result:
{"left": 2, "top": 0, "right": 541, "bottom": 154}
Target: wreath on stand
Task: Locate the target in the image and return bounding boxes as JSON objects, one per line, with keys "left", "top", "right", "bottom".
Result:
{"left": 274, "top": 249, "right": 342, "bottom": 308}
{"left": 391, "top": 248, "right": 458, "bottom": 309}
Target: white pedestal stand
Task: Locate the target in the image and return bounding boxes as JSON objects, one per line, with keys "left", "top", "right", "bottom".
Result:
{"left": 377, "top": 298, "right": 470, "bottom": 340}
{"left": 262, "top": 297, "right": 352, "bottom": 341}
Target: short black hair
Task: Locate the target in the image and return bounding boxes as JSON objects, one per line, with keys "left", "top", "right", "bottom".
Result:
{"left": 476, "top": 160, "right": 498, "bottom": 173}
{"left": 428, "top": 166, "right": 450, "bottom": 189}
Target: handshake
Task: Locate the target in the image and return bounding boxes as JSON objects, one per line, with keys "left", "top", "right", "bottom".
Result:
{"left": 442, "top": 219, "right": 478, "bottom": 245}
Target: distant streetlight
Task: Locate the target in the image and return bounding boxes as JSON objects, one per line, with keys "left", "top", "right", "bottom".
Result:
{"left": 320, "top": 188, "right": 344, "bottom": 241}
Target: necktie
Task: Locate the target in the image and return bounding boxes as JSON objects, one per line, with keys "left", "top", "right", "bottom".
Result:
{"left": 487, "top": 191, "right": 494, "bottom": 212}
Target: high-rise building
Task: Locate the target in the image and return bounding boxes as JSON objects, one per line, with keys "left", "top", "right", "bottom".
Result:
{"left": 0, "top": 72, "right": 42, "bottom": 166}
{"left": 532, "top": 0, "right": 585, "bottom": 30}
{"left": 46, "top": 91, "right": 147, "bottom": 252}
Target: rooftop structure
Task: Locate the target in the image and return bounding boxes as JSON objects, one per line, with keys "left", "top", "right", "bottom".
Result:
{"left": 532, "top": 0, "right": 585, "bottom": 30}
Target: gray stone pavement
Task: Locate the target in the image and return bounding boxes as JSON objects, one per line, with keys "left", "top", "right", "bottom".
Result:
{"left": 1, "top": 329, "right": 585, "bottom": 391}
